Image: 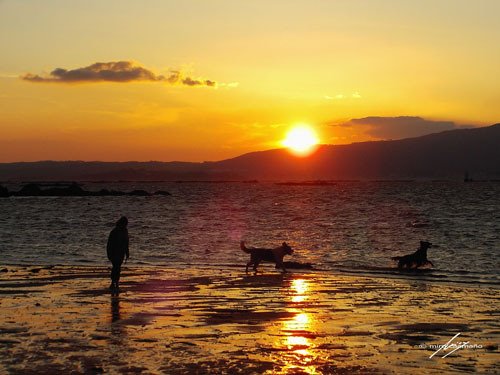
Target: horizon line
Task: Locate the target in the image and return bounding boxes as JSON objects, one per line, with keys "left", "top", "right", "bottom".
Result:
{"left": 0, "top": 122, "right": 497, "bottom": 164}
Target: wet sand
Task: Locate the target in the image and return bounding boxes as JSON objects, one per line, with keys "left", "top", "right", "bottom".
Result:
{"left": 0, "top": 265, "right": 498, "bottom": 374}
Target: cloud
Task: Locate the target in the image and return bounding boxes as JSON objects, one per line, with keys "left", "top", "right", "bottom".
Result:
{"left": 165, "top": 70, "right": 216, "bottom": 87}
{"left": 21, "top": 61, "right": 218, "bottom": 87}
{"left": 181, "top": 77, "right": 216, "bottom": 87}
{"left": 333, "top": 116, "right": 474, "bottom": 140}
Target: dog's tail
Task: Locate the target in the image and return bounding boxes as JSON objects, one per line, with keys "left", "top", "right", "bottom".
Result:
{"left": 240, "top": 241, "right": 250, "bottom": 253}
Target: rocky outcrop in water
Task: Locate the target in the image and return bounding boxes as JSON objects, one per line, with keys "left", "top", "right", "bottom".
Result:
{"left": 0, "top": 185, "right": 9, "bottom": 197}
{"left": 0, "top": 183, "right": 171, "bottom": 197}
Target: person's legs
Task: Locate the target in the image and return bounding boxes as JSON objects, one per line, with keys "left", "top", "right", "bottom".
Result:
{"left": 110, "top": 260, "right": 122, "bottom": 288}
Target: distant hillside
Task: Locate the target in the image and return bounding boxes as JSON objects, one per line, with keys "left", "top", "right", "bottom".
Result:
{"left": 1, "top": 124, "right": 499, "bottom": 181}
{"left": 207, "top": 123, "right": 500, "bottom": 180}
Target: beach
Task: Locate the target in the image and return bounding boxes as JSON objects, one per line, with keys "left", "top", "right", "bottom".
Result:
{"left": 0, "top": 265, "right": 497, "bottom": 374}
{"left": 3, "top": 1, "right": 500, "bottom": 374}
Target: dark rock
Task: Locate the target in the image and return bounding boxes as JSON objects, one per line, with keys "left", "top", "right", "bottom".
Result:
{"left": 44, "top": 182, "right": 87, "bottom": 196}
{"left": 0, "top": 185, "right": 9, "bottom": 197}
{"left": 153, "top": 190, "right": 171, "bottom": 196}
{"left": 17, "top": 183, "right": 42, "bottom": 196}
{"left": 109, "top": 190, "right": 127, "bottom": 196}
{"left": 128, "top": 189, "right": 151, "bottom": 196}
{"left": 11, "top": 183, "right": 160, "bottom": 197}
{"left": 92, "top": 189, "right": 126, "bottom": 196}
{"left": 64, "top": 182, "right": 86, "bottom": 195}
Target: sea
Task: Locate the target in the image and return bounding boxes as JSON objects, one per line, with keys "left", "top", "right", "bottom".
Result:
{"left": 0, "top": 181, "right": 499, "bottom": 287}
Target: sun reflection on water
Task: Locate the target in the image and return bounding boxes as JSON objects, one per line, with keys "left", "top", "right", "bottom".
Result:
{"left": 284, "top": 313, "right": 312, "bottom": 352}
{"left": 275, "top": 278, "right": 320, "bottom": 374}
{"left": 291, "top": 278, "right": 309, "bottom": 303}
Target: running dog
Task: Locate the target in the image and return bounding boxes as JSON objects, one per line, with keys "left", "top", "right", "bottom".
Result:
{"left": 240, "top": 241, "right": 293, "bottom": 273}
{"left": 391, "top": 241, "right": 434, "bottom": 269}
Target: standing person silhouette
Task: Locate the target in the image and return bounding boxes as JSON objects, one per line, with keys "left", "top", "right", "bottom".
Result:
{"left": 107, "top": 216, "right": 129, "bottom": 292}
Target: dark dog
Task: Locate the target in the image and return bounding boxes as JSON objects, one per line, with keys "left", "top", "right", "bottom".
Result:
{"left": 392, "top": 241, "right": 434, "bottom": 269}
{"left": 241, "top": 241, "right": 293, "bottom": 272}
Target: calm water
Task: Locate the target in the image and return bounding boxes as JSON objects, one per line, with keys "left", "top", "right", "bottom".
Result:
{"left": 1, "top": 182, "right": 499, "bottom": 286}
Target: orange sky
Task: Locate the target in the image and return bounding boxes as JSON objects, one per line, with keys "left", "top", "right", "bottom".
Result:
{"left": 1, "top": 0, "right": 499, "bottom": 162}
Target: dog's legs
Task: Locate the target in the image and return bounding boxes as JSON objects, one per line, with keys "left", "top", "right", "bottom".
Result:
{"left": 276, "top": 261, "right": 286, "bottom": 273}
{"left": 253, "top": 260, "right": 260, "bottom": 273}
{"left": 246, "top": 261, "right": 253, "bottom": 273}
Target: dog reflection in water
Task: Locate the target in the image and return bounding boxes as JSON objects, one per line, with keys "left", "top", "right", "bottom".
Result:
{"left": 240, "top": 241, "right": 293, "bottom": 273}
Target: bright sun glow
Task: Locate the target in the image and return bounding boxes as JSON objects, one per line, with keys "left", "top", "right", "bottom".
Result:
{"left": 282, "top": 125, "right": 319, "bottom": 156}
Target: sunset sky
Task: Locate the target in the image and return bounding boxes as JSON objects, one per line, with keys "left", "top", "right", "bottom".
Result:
{"left": 1, "top": 0, "right": 499, "bottom": 162}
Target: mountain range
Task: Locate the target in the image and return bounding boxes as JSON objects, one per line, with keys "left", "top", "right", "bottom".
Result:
{"left": 1, "top": 124, "right": 499, "bottom": 181}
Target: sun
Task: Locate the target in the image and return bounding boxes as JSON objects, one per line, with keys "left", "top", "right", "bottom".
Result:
{"left": 282, "top": 125, "right": 319, "bottom": 156}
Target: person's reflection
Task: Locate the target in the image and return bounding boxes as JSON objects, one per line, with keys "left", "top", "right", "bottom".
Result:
{"left": 109, "top": 294, "right": 127, "bottom": 348}
{"left": 111, "top": 295, "right": 121, "bottom": 323}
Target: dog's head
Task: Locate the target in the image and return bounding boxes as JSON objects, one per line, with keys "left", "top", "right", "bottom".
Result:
{"left": 281, "top": 242, "right": 294, "bottom": 255}
{"left": 420, "top": 241, "right": 432, "bottom": 250}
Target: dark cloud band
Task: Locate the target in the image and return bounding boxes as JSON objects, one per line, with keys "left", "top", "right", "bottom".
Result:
{"left": 21, "top": 61, "right": 217, "bottom": 87}
{"left": 333, "top": 116, "right": 474, "bottom": 140}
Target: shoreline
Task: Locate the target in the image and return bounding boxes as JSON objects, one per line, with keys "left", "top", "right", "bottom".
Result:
{"left": 0, "top": 265, "right": 498, "bottom": 374}
{"left": 1, "top": 263, "right": 498, "bottom": 289}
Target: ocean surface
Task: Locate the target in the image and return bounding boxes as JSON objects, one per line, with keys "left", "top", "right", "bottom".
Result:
{"left": 1, "top": 181, "right": 499, "bottom": 287}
